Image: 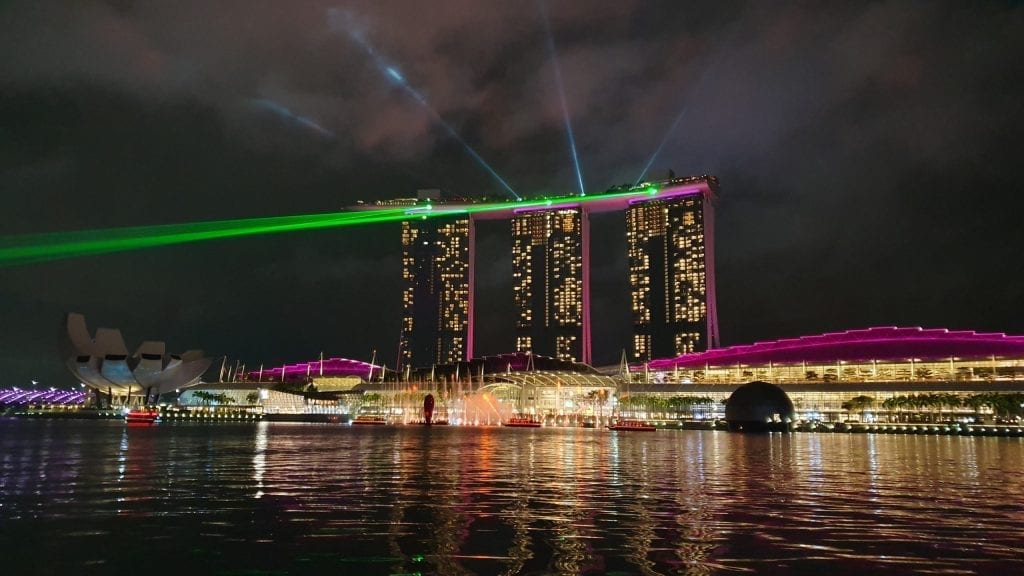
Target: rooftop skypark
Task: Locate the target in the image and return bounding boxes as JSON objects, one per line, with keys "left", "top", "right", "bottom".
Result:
{"left": 352, "top": 174, "right": 720, "bottom": 219}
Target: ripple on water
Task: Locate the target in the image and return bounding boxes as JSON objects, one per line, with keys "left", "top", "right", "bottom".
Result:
{"left": 1, "top": 420, "right": 1022, "bottom": 575}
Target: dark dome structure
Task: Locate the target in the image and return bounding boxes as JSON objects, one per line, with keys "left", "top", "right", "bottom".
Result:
{"left": 725, "top": 381, "right": 796, "bottom": 432}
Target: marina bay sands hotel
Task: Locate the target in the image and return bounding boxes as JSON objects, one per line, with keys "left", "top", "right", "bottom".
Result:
{"left": 356, "top": 175, "right": 720, "bottom": 368}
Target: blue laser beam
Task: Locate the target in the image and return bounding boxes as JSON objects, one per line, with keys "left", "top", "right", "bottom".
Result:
{"left": 249, "top": 99, "right": 335, "bottom": 139}
{"left": 328, "top": 8, "right": 520, "bottom": 200}
{"left": 634, "top": 105, "right": 688, "bottom": 185}
{"left": 634, "top": 31, "right": 736, "bottom": 185}
{"left": 539, "top": 0, "right": 585, "bottom": 196}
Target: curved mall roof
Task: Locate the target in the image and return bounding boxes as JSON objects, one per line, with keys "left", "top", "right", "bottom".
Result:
{"left": 646, "top": 327, "right": 1024, "bottom": 371}
{"left": 243, "top": 352, "right": 593, "bottom": 383}
{"left": 247, "top": 357, "right": 382, "bottom": 382}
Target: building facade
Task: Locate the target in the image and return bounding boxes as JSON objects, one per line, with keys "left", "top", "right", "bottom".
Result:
{"left": 512, "top": 208, "right": 585, "bottom": 362}
{"left": 361, "top": 176, "right": 718, "bottom": 368}
{"left": 400, "top": 214, "right": 471, "bottom": 368}
{"left": 626, "top": 187, "right": 719, "bottom": 361}
{"left": 630, "top": 327, "right": 1024, "bottom": 423}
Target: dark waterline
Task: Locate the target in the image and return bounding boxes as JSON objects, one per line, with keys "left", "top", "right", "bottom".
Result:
{"left": 1, "top": 419, "right": 1022, "bottom": 575}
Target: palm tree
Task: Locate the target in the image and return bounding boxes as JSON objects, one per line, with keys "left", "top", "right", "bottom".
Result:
{"left": 883, "top": 395, "right": 913, "bottom": 422}
{"left": 990, "top": 393, "right": 1024, "bottom": 419}
{"left": 841, "top": 395, "right": 875, "bottom": 421}
{"left": 192, "top": 390, "right": 215, "bottom": 406}
{"left": 360, "top": 393, "right": 383, "bottom": 414}
{"left": 964, "top": 394, "right": 989, "bottom": 421}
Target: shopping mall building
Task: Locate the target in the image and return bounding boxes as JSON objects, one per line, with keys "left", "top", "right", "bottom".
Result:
{"left": 627, "top": 326, "right": 1024, "bottom": 422}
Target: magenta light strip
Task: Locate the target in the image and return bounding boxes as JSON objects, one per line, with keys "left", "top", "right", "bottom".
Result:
{"left": 467, "top": 216, "right": 476, "bottom": 361}
{"left": 626, "top": 186, "right": 703, "bottom": 206}
{"left": 703, "top": 191, "right": 720, "bottom": 348}
{"left": 581, "top": 206, "right": 592, "bottom": 365}
{"left": 643, "top": 326, "right": 1024, "bottom": 370}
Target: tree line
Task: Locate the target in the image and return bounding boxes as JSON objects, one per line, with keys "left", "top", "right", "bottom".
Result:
{"left": 839, "top": 393, "right": 1024, "bottom": 421}
{"left": 189, "top": 391, "right": 261, "bottom": 406}
{"left": 617, "top": 395, "right": 717, "bottom": 414}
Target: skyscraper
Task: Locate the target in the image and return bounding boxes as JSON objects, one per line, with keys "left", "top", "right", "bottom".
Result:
{"left": 367, "top": 175, "right": 717, "bottom": 369}
{"left": 626, "top": 186, "right": 719, "bottom": 361}
{"left": 512, "top": 208, "right": 586, "bottom": 362}
{"left": 400, "top": 212, "right": 471, "bottom": 368}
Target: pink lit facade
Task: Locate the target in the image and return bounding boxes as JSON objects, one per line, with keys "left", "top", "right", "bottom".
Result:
{"left": 640, "top": 326, "right": 1024, "bottom": 384}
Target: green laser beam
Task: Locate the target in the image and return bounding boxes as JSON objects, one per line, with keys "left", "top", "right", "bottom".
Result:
{"left": 0, "top": 186, "right": 662, "bottom": 267}
{"left": 0, "top": 208, "right": 412, "bottom": 267}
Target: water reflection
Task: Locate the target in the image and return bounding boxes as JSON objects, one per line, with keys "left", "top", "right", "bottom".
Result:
{"left": 0, "top": 420, "right": 1022, "bottom": 575}
{"left": 252, "top": 421, "right": 267, "bottom": 498}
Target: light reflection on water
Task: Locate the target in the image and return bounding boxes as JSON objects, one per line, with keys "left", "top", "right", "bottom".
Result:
{"left": 1, "top": 419, "right": 1022, "bottom": 575}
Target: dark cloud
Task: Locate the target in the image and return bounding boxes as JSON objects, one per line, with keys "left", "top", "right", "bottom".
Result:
{"left": 1, "top": 1, "right": 1022, "bottom": 385}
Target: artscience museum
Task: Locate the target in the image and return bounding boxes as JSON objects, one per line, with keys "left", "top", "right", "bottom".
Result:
{"left": 60, "top": 313, "right": 213, "bottom": 407}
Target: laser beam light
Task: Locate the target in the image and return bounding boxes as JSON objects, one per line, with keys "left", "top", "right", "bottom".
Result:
{"left": 0, "top": 208, "right": 411, "bottom": 267}
{"left": 539, "top": 0, "right": 586, "bottom": 196}
{"left": 0, "top": 183, "right": 692, "bottom": 267}
{"left": 635, "top": 104, "right": 688, "bottom": 186}
{"left": 634, "top": 34, "right": 735, "bottom": 185}
{"left": 249, "top": 99, "right": 335, "bottom": 139}
{"left": 328, "top": 8, "right": 520, "bottom": 200}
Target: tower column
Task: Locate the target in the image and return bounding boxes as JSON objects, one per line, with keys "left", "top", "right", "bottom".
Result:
{"left": 703, "top": 192, "right": 720, "bottom": 348}
{"left": 466, "top": 215, "right": 476, "bottom": 360}
{"left": 581, "top": 206, "right": 592, "bottom": 365}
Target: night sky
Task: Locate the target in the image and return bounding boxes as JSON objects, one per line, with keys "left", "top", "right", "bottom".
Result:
{"left": 2, "top": 1, "right": 1022, "bottom": 387}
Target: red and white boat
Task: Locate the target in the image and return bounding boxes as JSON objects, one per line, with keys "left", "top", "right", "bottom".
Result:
{"left": 504, "top": 415, "right": 542, "bottom": 428}
{"left": 351, "top": 415, "right": 388, "bottom": 426}
{"left": 125, "top": 408, "right": 161, "bottom": 424}
{"left": 607, "top": 418, "right": 656, "bottom": 432}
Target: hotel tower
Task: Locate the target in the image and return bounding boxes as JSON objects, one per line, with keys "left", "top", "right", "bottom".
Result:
{"left": 512, "top": 208, "right": 586, "bottom": 363}
{"left": 368, "top": 175, "right": 719, "bottom": 369}
{"left": 399, "top": 199, "right": 472, "bottom": 369}
{"left": 626, "top": 185, "right": 719, "bottom": 361}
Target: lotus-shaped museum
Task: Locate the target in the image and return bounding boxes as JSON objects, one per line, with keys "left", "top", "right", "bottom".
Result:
{"left": 60, "top": 313, "right": 213, "bottom": 406}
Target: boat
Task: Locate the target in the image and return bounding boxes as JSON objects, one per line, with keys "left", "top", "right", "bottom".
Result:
{"left": 504, "top": 415, "right": 542, "bottom": 428}
{"left": 416, "top": 418, "right": 450, "bottom": 426}
{"left": 607, "top": 418, "right": 656, "bottom": 432}
{"left": 503, "top": 356, "right": 544, "bottom": 428}
{"left": 351, "top": 415, "right": 388, "bottom": 426}
{"left": 125, "top": 408, "right": 160, "bottom": 424}
{"left": 606, "top": 351, "right": 655, "bottom": 431}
